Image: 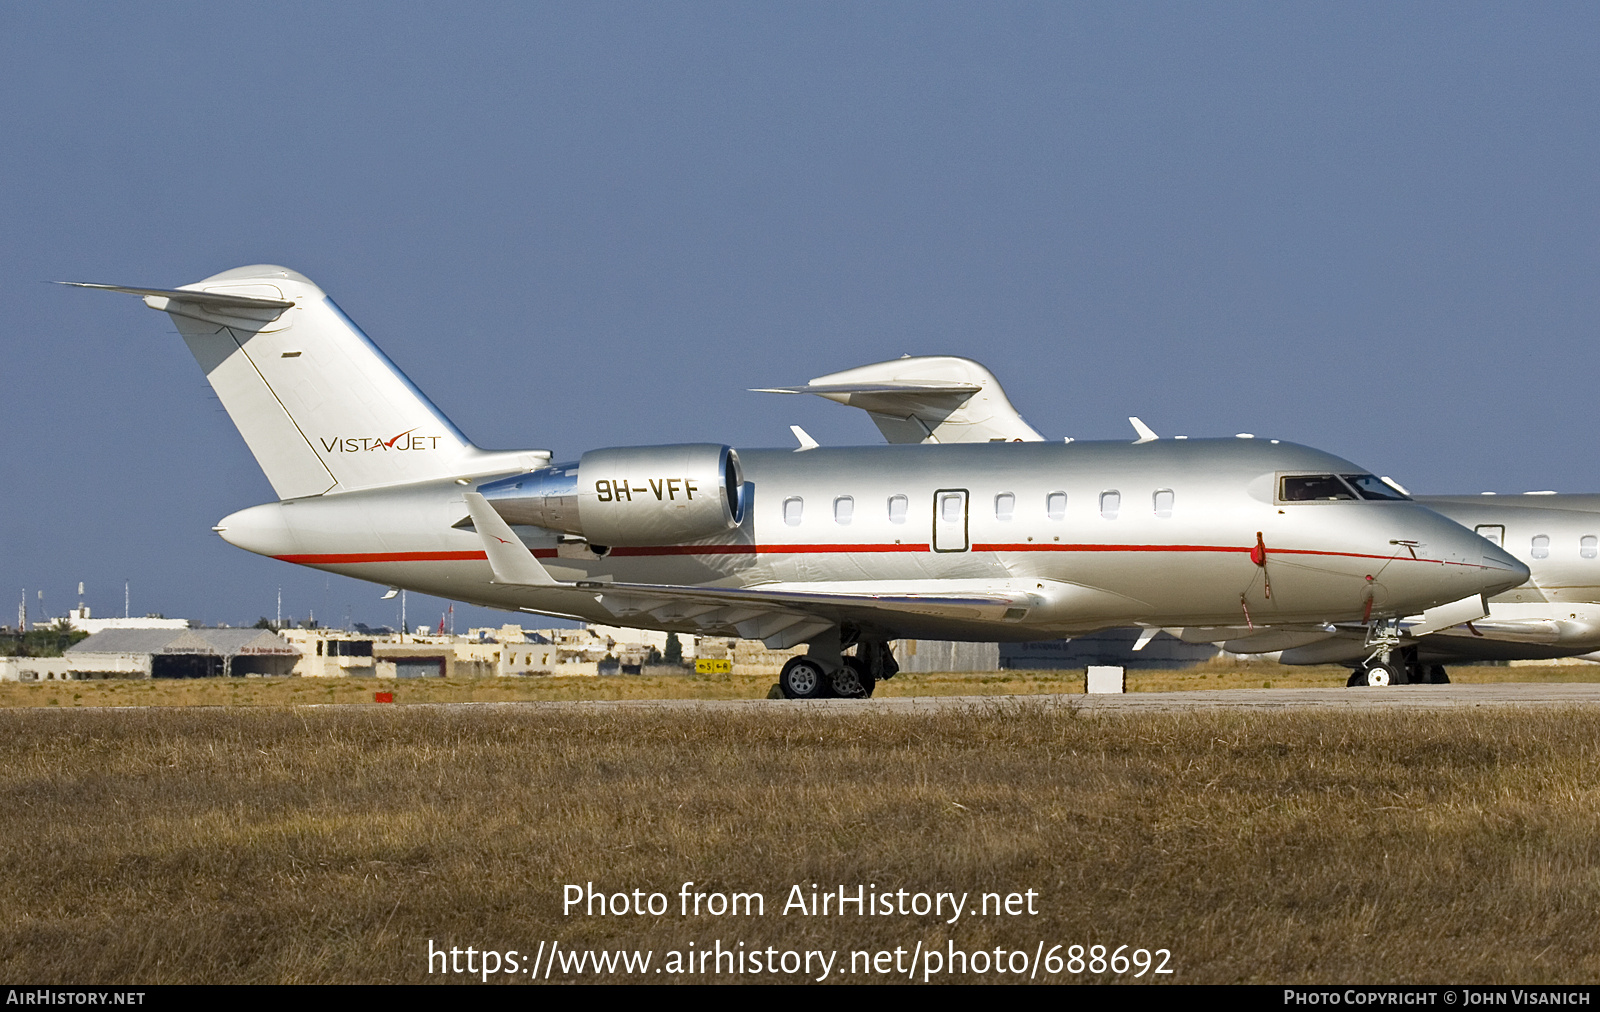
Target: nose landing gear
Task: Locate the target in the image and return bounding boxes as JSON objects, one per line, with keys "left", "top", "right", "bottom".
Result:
{"left": 1348, "top": 654, "right": 1402, "bottom": 686}
{"left": 1348, "top": 618, "right": 1406, "bottom": 687}
{"left": 1345, "top": 637, "right": 1451, "bottom": 687}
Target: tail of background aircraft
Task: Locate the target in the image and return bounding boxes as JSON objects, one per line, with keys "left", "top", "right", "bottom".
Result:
{"left": 752, "top": 355, "right": 1046, "bottom": 444}
{"left": 69, "top": 265, "right": 546, "bottom": 499}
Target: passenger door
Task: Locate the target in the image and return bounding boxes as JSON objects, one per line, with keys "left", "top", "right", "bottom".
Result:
{"left": 933, "top": 488, "right": 970, "bottom": 552}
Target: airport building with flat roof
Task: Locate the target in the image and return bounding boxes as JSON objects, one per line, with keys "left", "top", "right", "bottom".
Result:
{"left": 61, "top": 628, "right": 300, "bottom": 679}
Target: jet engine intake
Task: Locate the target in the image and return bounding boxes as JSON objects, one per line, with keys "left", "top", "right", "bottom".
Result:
{"left": 476, "top": 444, "right": 744, "bottom": 547}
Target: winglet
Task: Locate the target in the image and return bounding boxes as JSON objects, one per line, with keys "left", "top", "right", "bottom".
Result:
{"left": 463, "top": 492, "right": 556, "bottom": 586}
{"left": 1129, "top": 416, "right": 1158, "bottom": 444}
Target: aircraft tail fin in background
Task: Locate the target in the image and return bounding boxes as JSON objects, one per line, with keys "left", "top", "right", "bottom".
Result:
{"left": 753, "top": 355, "right": 1045, "bottom": 444}
{"left": 67, "top": 266, "right": 547, "bottom": 499}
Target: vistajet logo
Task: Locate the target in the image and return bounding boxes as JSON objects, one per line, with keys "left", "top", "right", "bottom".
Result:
{"left": 320, "top": 428, "right": 444, "bottom": 453}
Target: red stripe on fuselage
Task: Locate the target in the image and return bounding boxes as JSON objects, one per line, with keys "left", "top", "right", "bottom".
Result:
{"left": 610, "top": 543, "right": 931, "bottom": 556}
{"left": 272, "top": 543, "right": 1478, "bottom": 566}
{"left": 973, "top": 543, "right": 1482, "bottom": 565}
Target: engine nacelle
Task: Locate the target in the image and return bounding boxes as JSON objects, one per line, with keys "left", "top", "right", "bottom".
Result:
{"left": 476, "top": 444, "right": 745, "bottom": 547}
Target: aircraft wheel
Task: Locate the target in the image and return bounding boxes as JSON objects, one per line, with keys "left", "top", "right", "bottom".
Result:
{"left": 1428, "top": 664, "right": 1451, "bottom": 684}
{"left": 1346, "top": 668, "right": 1367, "bottom": 687}
{"left": 779, "top": 657, "right": 829, "bottom": 699}
{"left": 830, "top": 657, "right": 876, "bottom": 699}
{"left": 1361, "top": 660, "right": 1400, "bottom": 687}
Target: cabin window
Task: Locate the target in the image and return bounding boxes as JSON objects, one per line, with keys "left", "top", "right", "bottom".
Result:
{"left": 833, "top": 496, "right": 854, "bottom": 525}
{"left": 783, "top": 497, "right": 804, "bottom": 526}
{"left": 887, "top": 495, "right": 908, "bottom": 524}
{"left": 1584, "top": 536, "right": 1598, "bottom": 560}
{"left": 994, "top": 493, "right": 1015, "bottom": 521}
{"left": 1100, "top": 491, "right": 1121, "bottom": 520}
{"left": 1153, "top": 489, "right": 1175, "bottom": 518}
{"left": 1475, "top": 524, "right": 1504, "bottom": 548}
{"left": 1531, "top": 534, "right": 1550, "bottom": 559}
{"left": 1046, "top": 491, "right": 1067, "bottom": 520}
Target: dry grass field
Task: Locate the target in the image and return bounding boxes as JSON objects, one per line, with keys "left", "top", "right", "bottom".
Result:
{"left": 3, "top": 660, "right": 1594, "bottom": 708}
{"left": 5, "top": 700, "right": 1600, "bottom": 983}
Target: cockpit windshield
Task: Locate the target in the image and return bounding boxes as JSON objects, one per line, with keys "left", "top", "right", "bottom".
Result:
{"left": 1280, "top": 475, "right": 1358, "bottom": 501}
{"left": 1341, "top": 474, "right": 1410, "bottom": 501}
{"left": 1280, "top": 473, "right": 1412, "bottom": 502}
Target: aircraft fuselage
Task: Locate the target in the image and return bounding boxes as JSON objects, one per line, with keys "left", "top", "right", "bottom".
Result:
{"left": 218, "top": 438, "right": 1525, "bottom": 642}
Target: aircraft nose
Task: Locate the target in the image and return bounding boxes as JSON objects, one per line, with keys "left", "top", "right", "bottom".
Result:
{"left": 1458, "top": 528, "right": 1529, "bottom": 597}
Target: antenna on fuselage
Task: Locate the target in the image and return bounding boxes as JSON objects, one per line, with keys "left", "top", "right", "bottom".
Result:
{"left": 790, "top": 425, "right": 820, "bottom": 452}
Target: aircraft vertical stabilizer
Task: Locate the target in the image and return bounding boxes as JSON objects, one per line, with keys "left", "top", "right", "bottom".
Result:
{"left": 753, "top": 355, "right": 1045, "bottom": 444}
{"left": 66, "top": 267, "right": 546, "bottom": 498}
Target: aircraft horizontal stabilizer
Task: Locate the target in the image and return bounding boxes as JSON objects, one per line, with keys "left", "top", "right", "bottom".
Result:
{"left": 59, "top": 282, "right": 295, "bottom": 310}
{"left": 463, "top": 492, "right": 556, "bottom": 586}
{"left": 753, "top": 381, "right": 983, "bottom": 396}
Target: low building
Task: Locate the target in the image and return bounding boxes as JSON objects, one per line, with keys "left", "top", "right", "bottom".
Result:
{"left": 0, "top": 656, "right": 78, "bottom": 682}
{"left": 281, "top": 626, "right": 591, "bottom": 677}
{"left": 63, "top": 628, "right": 300, "bottom": 679}
{"left": 278, "top": 629, "right": 379, "bottom": 677}
{"left": 61, "top": 607, "right": 189, "bottom": 635}
{"left": 893, "top": 640, "right": 1000, "bottom": 673}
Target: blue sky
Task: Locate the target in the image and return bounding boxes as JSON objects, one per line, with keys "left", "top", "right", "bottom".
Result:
{"left": 4, "top": 3, "right": 1599, "bottom": 630}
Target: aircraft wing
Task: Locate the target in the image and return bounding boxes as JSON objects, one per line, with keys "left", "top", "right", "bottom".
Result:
{"left": 58, "top": 282, "right": 295, "bottom": 309}
{"left": 754, "top": 355, "right": 1045, "bottom": 444}
{"left": 462, "top": 495, "right": 1039, "bottom": 647}
{"left": 586, "top": 579, "right": 1036, "bottom": 648}
{"left": 1428, "top": 618, "right": 1565, "bottom": 644}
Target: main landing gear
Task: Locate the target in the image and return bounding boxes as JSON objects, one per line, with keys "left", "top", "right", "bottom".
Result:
{"left": 1345, "top": 644, "right": 1450, "bottom": 687}
{"left": 777, "top": 635, "right": 899, "bottom": 699}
